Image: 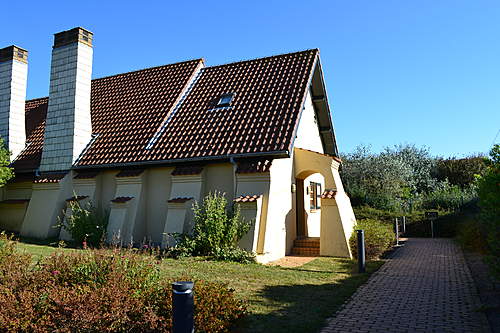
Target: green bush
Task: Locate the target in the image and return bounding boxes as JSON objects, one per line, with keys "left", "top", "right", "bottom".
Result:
{"left": 419, "top": 181, "right": 478, "bottom": 211}
{"left": 353, "top": 206, "right": 399, "bottom": 224}
{"left": 476, "top": 144, "right": 500, "bottom": 278}
{"left": 169, "top": 192, "right": 254, "bottom": 263}
{"left": 0, "top": 244, "right": 247, "bottom": 332}
{"left": 349, "top": 219, "right": 395, "bottom": 260}
{"left": 58, "top": 200, "right": 109, "bottom": 247}
{"left": 0, "top": 137, "right": 13, "bottom": 187}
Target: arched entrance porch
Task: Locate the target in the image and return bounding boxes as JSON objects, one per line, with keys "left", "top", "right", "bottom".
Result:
{"left": 293, "top": 148, "right": 356, "bottom": 258}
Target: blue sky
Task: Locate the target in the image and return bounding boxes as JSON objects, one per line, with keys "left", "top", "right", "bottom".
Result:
{"left": 1, "top": 1, "right": 499, "bottom": 157}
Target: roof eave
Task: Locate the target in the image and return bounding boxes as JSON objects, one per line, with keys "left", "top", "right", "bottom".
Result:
{"left": 71, "top": 150, "right": 290, "bottom": 170}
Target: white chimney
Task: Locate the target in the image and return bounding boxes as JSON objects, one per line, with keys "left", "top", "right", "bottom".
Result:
{"left": 40, "top": 27, "right": 93, "bottom": 172}
{"left": 0, "top": 46, "right": 28, "bottom": 160}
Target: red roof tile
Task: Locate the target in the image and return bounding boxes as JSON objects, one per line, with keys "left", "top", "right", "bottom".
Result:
{"left": 167, "top": 197, "right": 193, "bottom": 203}
{"left": 13, "top": 49, "right": 319, "bottom": 171}
{"left": 11, "top": 98, "right": 48, "bottom": 171}
{"left": 321, "top": 190, "right": 337, "bottom": 199}
{"left": 33, "top": 172, "right": 67, "bottom": 184}
{"left": 144, "top": 49, "right": 318, "bottom": 162}
{"left": 111, "top": 196, "right": 134, "bottom": 203}
{"left": 234, "top": 195, "right": 262, "bottom": 203}
{"left": 66, "top": 195, "right": 89, "bottom": 202}
{"left": 12, "top": 60, "right": 202, "bottom": 172}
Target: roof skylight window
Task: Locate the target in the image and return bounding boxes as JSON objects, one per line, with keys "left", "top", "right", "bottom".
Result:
{"left": 217, "top": 93, "right": 233, "bottom": 107}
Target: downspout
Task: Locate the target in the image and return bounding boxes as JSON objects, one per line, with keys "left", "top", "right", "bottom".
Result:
{"left": 229, "top": 157, "right": 238, "bottom": 200}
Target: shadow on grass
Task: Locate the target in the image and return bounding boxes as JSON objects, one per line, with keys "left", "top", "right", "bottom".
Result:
{"left": 237, "top": 260, "right": 383, "bottom": 333}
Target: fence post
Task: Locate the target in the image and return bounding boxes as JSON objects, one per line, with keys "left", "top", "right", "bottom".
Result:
{"left": 357, "top": 230, "right": 366, "bottom": 273}
{"left": 172, "top": 281, "right": 194, "bottom": 333}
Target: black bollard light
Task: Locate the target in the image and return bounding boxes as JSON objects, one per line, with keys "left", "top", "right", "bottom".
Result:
{"left": 395, "top": 218, "right": 399, "bottom": 246}
{"left": 356, "top": 230, "right": 366, "bottom": 273}
{"left": 172, "top": 281, "right": 194, "bottom": 333}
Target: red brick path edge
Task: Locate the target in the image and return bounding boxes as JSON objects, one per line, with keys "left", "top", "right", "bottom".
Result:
{"left": 321, "top": 238, "right": 492, "bottom": 333}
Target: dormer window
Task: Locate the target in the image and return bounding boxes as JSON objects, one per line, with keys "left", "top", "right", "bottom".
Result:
{"left": 217, "top": 93, "right": 233, "bottom": 107}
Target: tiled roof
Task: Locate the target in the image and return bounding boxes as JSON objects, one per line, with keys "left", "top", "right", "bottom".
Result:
{"left": 11, "top": 98, "right": 48, "bottom": 171}
{"left": 234, "top": 194, "right": 262, "bottom": 203}
{"left": 236, "top": 159, "right": 272, "bottom": 173}
{"left": 143, "top": 49, "right": 318, "bottom": 162}
{"left": 33, "top": 172, "right": 67, "bottom": 184}
{"left": 167, "top": 197, "right": 193, "bottom": 203}
{"left": 111, "top": 196, "right": 134, "bottom": 203}
{"left": 12, "top": 60, "right": 202, "bottom": 172}
{"left": 66, "top": 195, "right": 89, "bottom": 202}
{"left": 321, "top": 190, "right": 337, "bottom": 199}
{"left": 13, "top": 49, "right": 319, "bottom": 171}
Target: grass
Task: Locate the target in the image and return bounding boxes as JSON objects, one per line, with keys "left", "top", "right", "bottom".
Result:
{"left": 13, "top": 241, "right": 383, "bottom": 333}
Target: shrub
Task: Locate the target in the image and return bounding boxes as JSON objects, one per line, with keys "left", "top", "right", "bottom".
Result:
{"left": 476, "top": 144, "right": 500, "bottom": 278}
{"left": 59, "top": 200, "right": 109, "bottom": 247}
{"left": 169, "top": 192, "right": 254, "bottom": 263}
{"left": 0, "top": 247, "right": 247, "bottom": 332}
{"left": 433, "top": 155, "right": 487, "bottom": 188}
{"left": 349, "top": 219, "right": 395, "bottom": 260}
{"left": 0, "top": 137, "right": 13, "bottom": 187}
{"left": 419, "top": 181, "right": 478, "bottom": 211}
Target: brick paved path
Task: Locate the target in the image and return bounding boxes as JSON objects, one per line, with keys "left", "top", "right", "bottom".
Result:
{"left": 321, "top": 238, "right": 491, "bottom": 333}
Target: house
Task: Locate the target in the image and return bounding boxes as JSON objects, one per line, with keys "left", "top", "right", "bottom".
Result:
{"left": 0, "top": 27, "right": 356, "bottom": 263}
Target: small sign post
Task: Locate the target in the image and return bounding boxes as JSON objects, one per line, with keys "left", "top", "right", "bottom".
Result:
{"left": 425, "top": 211, "right": 438, "bottom": 238}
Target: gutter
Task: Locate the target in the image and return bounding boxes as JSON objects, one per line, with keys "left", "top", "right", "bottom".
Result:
{"left": 71, "top": 150, "right": 290, "bottom": 171}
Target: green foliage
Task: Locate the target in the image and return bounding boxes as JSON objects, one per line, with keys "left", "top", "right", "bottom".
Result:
{"left": 349, "top": 219, "right": 395, "bottom": 259}
{"left": 456, "top": 215, "right": 489, "bottom": 254}
{"left": 341, "top": 143, "right": 479, "bottom": 212}
{"left": 476, "top": 144, "right": 500, "bottom": 277}
{"left": 58, "top": 200, "right": 109, "bottom": 247}
{"left": 433, "top": 155, "right": 487, "bottom": 188}
{"left": 419, "top": 181, "right": 478, "bottom": 211}
{"left": 0, "top": 246, "right": 247, "bottom": 332}
{"left": 170, "top": 192, "right": 254, "bottom": 263}
{"left": 353, "top": 205, "right": 399, "bottom": 224}
{"left": 0, "top": 137, "right": 13, "bottom": 187}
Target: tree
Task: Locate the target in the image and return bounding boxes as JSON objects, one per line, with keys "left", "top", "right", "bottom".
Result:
{"left": 0, "top": 137, "right": 13, "bottom": 187}
{"left": 476, "top": 144, "right": 500, "bottom": 277}
{"left": 340, "top": 144, "right": 413, "bottom": 210}
{"left": 433, "top": 155, "right": 487, "bottom": 188}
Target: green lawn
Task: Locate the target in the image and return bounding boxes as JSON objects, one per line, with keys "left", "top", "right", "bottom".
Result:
{"left": 14, "top": 241, "right": 383, "bottom": 333}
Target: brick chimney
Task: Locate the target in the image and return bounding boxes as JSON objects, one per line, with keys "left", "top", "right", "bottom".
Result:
{"left": 0, "top": 46, "right": 28, "bottom": 160}
{"left": 40, "top": 27, "right": 93, "bottom": 172}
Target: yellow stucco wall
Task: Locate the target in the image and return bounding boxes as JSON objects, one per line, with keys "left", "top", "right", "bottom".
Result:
{"left": 0, "top": 202, "right": 29, "bottom": 232}
{"left": 294, "top": 91, "right": 324, "bottom": 154}
{"left": 293, "top": 148, "right": 356, "bottom": 258}
{"left": 21, "top": 173, "right": 73, "bottom": 239}
{"left": 145, "top": 167, "right": 173, "bottom": 243}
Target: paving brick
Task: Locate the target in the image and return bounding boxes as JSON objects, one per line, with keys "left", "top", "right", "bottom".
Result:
{"left": 321, "top": 238, "right": 491, "bottom": 333}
